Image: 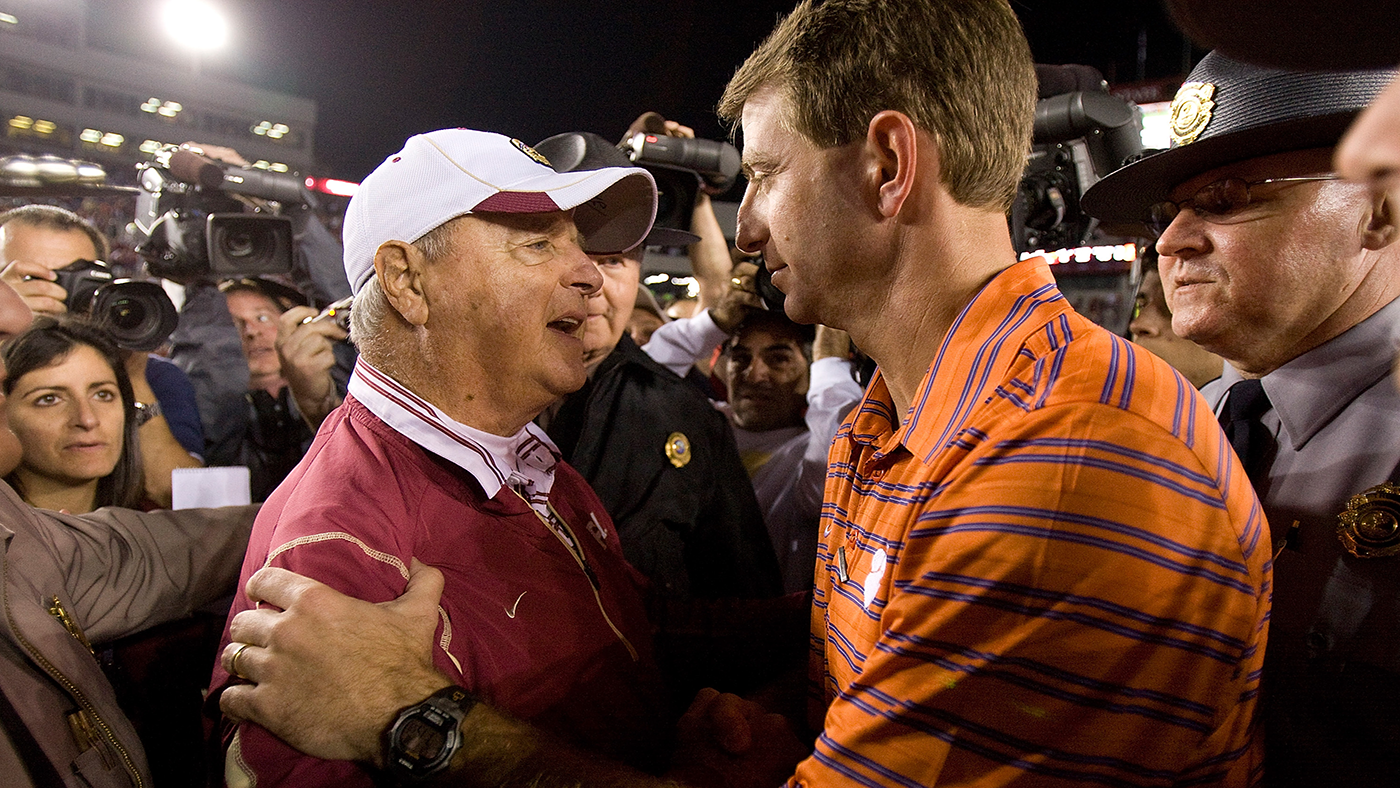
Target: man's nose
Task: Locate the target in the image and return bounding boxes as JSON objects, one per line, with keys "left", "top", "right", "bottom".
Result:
{"left": 743, "top": 357, "right": 773, "bottom": 383}
{"left": 1153, "top": 209, "right": 1208, "bottom": 260}
{"left": 734, "top": 184, "right": 767, "bottom": 255}
{"left": 1128, "top": 312, "right": 1159, "bottom": 341}
{"left": 570, "top": 247, "right": 603, "bottom": 297}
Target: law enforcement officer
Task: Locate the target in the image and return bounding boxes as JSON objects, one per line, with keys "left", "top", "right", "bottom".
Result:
{"left": 1082, "top": 53, "right": 1400, "bottom": 786}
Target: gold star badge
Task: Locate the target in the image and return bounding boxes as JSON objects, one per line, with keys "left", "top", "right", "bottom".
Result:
{"left": 664, "top": 432, "right": 691, "bottom": 469}
{"left": 1337, "top": 482, "right": 1400, "bottom": 558}
{"left": 1170, "top": 82, "right": 1216, "bottom": 146}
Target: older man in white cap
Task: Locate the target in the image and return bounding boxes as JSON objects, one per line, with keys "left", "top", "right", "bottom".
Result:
{"left": 208, "top": 129, "right": 672, "bottom": 787}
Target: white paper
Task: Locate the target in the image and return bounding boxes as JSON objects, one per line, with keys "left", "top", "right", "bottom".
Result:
{"left": 171, "top": 466, "right": 252, "bottom": 509}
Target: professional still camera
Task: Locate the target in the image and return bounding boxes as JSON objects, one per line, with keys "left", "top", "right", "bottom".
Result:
{"left": 130, "top": 145, "right": 308, "bottom": 283}
{"left": 618, "top": 114, "right": 741, "bottom": 240}
{"left": 52, "top": 258, "right": 179, "bottom": 352}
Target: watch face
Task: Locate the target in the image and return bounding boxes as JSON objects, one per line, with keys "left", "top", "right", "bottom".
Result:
{"left": 398, "top": 717, "right": 446, "bottom": 762}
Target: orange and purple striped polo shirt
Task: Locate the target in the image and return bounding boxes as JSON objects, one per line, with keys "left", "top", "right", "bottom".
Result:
{"left": 791, "top": 257, "right": 1270, "bottom": 787}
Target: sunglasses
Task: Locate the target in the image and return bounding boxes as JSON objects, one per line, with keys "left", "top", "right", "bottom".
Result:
{"left": 1146, "top": 174, "right": 1341, "bottom": 237}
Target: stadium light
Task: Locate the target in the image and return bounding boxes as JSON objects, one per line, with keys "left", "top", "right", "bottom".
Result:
{"left": 160, "top": 1, "right": 229, "bottom": 51}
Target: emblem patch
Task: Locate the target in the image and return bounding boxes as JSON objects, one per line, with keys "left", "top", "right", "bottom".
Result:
{"left": 863, "top": 549, "right": 887, "bottom": 610}
{"left": 664, "top": 432, "right": 691, "bottom": 469}
{"left": 1336, "top": 482, "right": 1400, "bottom": 558}
{"left": 510, "top": 138, "right": 551, "bottom": 167}
{"left": 1170, "top": 82, "right": 1216, "bottom": 146}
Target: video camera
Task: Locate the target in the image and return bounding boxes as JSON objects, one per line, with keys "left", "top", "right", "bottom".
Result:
{"left": 131, "top": 145, "right": 309, "bottom": 283}
{"left": 619, "top": 123, "right": 740, "bottom": 240}
{"left": 1010, "top": 66, "right": 1144, "bottom": 255}
{"left": 51, "top": 259, "right": 179, "bottom": 352}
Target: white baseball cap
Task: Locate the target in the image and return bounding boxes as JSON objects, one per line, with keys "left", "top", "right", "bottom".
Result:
{"left": 343, "top": 128, "right": 657, "bottom": 294}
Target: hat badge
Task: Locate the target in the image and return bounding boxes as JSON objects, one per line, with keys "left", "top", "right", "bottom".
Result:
{"left": 1170, "top": 82, "right": 1217, "bottom": 146}
{"left": 664, "top": 432, "right": 691, "bottom": 469}
{"left": 1336, "top": 482, "right": 1400, "bottom": 558}
{"left": 510, "top": 138, "right": 551, "bottom": 167}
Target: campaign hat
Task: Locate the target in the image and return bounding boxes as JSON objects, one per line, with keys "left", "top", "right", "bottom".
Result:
{"left": 1080, "top": 52, "right": 1396, "bottom": 229}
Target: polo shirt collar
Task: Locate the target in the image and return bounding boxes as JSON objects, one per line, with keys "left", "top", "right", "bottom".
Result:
{"left": 871, "top": 257, "right": 1068, "bottom": 464}
{"left": 348, "top": 360, "right": 560, "bottom": 511}
{"left": 1219, "top": 295, "right": 1400, "bottom": 452}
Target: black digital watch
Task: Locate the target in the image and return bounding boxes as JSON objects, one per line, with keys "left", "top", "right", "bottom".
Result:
{"left": 384, "top": 685, "right": 477, "bottom": 783}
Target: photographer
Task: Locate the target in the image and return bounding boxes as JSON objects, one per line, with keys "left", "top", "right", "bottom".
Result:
{"left": 0, "top": 205, "right": 202, "bottom": 508}
{"left": 217, "top": 277, "right": 347, "bottom": 501}
{"left": 533, "top": 129, "right": 781, "bottom": 603}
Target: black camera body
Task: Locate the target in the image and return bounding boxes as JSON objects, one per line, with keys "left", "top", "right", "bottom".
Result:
{"left": 131, "top": 146, "right": 307, "bottom": 283}
{"left": 54, "top": 259, "right": 179, "bottom": 351}
{"left": 620, "top": 132, "right": 741, "bottom": 236}
{"left": 1011, "top": 88, "right": 1143, "bottom": 255}
{"left": 1010, "top": 70, "right": 1146, "bottom": 336}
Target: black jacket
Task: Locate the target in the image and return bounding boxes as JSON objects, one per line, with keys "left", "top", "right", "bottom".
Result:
{"left": 547, "top": 335, "right": 781, "bottom": 600}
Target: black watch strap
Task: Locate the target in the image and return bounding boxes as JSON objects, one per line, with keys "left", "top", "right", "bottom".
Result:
{"left": 384, "top": 685, "right": 477, "bottom": 783}
{"left": 132, "top": 400, "right": 162, "bottom": 427}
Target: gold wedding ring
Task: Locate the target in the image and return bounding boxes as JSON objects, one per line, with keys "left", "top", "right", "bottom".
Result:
{"left": 731, "top": 276, "right": 744, "bottom": 288}
{"left": 230, "top": 642, "right": 254, "bottom": 680}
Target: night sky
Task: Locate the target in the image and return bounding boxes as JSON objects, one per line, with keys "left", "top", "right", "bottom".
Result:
{"left": 89, "top": 1, "right": 1200, "bottom": 182}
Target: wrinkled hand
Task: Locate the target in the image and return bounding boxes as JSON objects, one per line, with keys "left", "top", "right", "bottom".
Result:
{"left": 1, "top": 259, "right": 67, "bottom": 316}
{"left": 218, "top": 559, "right": 451, "bottom": 766}
{"left": 668, "top": 688, "right": 809, "bottom": 788}
{"left": 276, "top": 306, "right": 346, "bottom": 419}
{"left": 710, "top": 260, "right": 763, "bottom": 333}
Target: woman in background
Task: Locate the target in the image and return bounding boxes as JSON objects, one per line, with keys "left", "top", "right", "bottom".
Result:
{"left": 2, "top": 317, "right": 143, "bottom": 513}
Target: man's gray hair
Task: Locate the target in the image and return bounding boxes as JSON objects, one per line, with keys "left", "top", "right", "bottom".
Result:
{"left": 348, "top": 219, "right": 459, "bottom": 354}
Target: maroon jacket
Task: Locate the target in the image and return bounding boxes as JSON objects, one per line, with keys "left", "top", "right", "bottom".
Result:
{"left": 210, "top": 396, "right": 670, "bottom": 786}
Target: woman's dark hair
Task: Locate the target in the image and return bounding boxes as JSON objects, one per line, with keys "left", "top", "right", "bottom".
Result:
{"left": 2, "top": 316, "right": 143, "bottom": 508}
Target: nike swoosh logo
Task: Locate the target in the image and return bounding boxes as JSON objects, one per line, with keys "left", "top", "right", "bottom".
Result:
{"left": 505, "top": 591, "right": 527, "bottom": 618}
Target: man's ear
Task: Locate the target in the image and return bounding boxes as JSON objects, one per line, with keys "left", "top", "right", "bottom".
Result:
{"left": 374, "top": 241, "right": 429, "bottom": 326}
{"left": 1362, "top": 190, "right": 1400, "bottom": 251}
{"left": 866, "top": 110, "right": 922, "bottom": 219}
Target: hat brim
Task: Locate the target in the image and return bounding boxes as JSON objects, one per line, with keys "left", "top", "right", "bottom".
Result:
{"left": 643, "top": 226, "right": 700, "bottom": 247}
{"left": 1080, "top": 110, "right": 1360, "bottom": 231}
{"left": 534, "top": 132, "right": 695, "bottom": 248}
{"left": 478, "top": 166, "right": 658, "bottom": 256}
{"left": 1165, "top": 0, "right": 1400, "bottom": 71}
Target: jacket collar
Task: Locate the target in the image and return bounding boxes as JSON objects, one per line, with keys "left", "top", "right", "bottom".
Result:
{"left": 348, "top": 360, "right": 560, "bottom": 512}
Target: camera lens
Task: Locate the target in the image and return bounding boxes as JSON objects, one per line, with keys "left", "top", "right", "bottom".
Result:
{"left": 207, "top": 215, "right": 293, "bottom": 276}
{"left": 91, "top": 281, "right": 179, "bottom": 352}
{"left": 106, "top": 297, "right": 148, "bottom": 331}
{"left": 223, "top": 228, "right": 261, "bottom": 259}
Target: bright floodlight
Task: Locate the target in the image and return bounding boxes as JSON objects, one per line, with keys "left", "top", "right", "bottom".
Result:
{"left": 160, "top": 1, "right": 229, "bottom": 51}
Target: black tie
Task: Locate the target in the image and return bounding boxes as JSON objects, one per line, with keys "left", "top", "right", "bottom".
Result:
{"left": 1218, "top": 379, "right": 1274, "bottom": 488}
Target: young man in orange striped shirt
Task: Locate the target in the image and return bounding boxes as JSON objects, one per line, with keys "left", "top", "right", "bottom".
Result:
{"left": 213, "top": 2, "right": 1271, "bottom": 786}
{"left": 710, "top": 1, "right": 1269, "bottom": 784}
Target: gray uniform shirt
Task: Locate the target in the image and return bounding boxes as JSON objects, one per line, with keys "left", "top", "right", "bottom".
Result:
{"left": 1202, "top": 295, "right": 1400, "bottom": 786}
